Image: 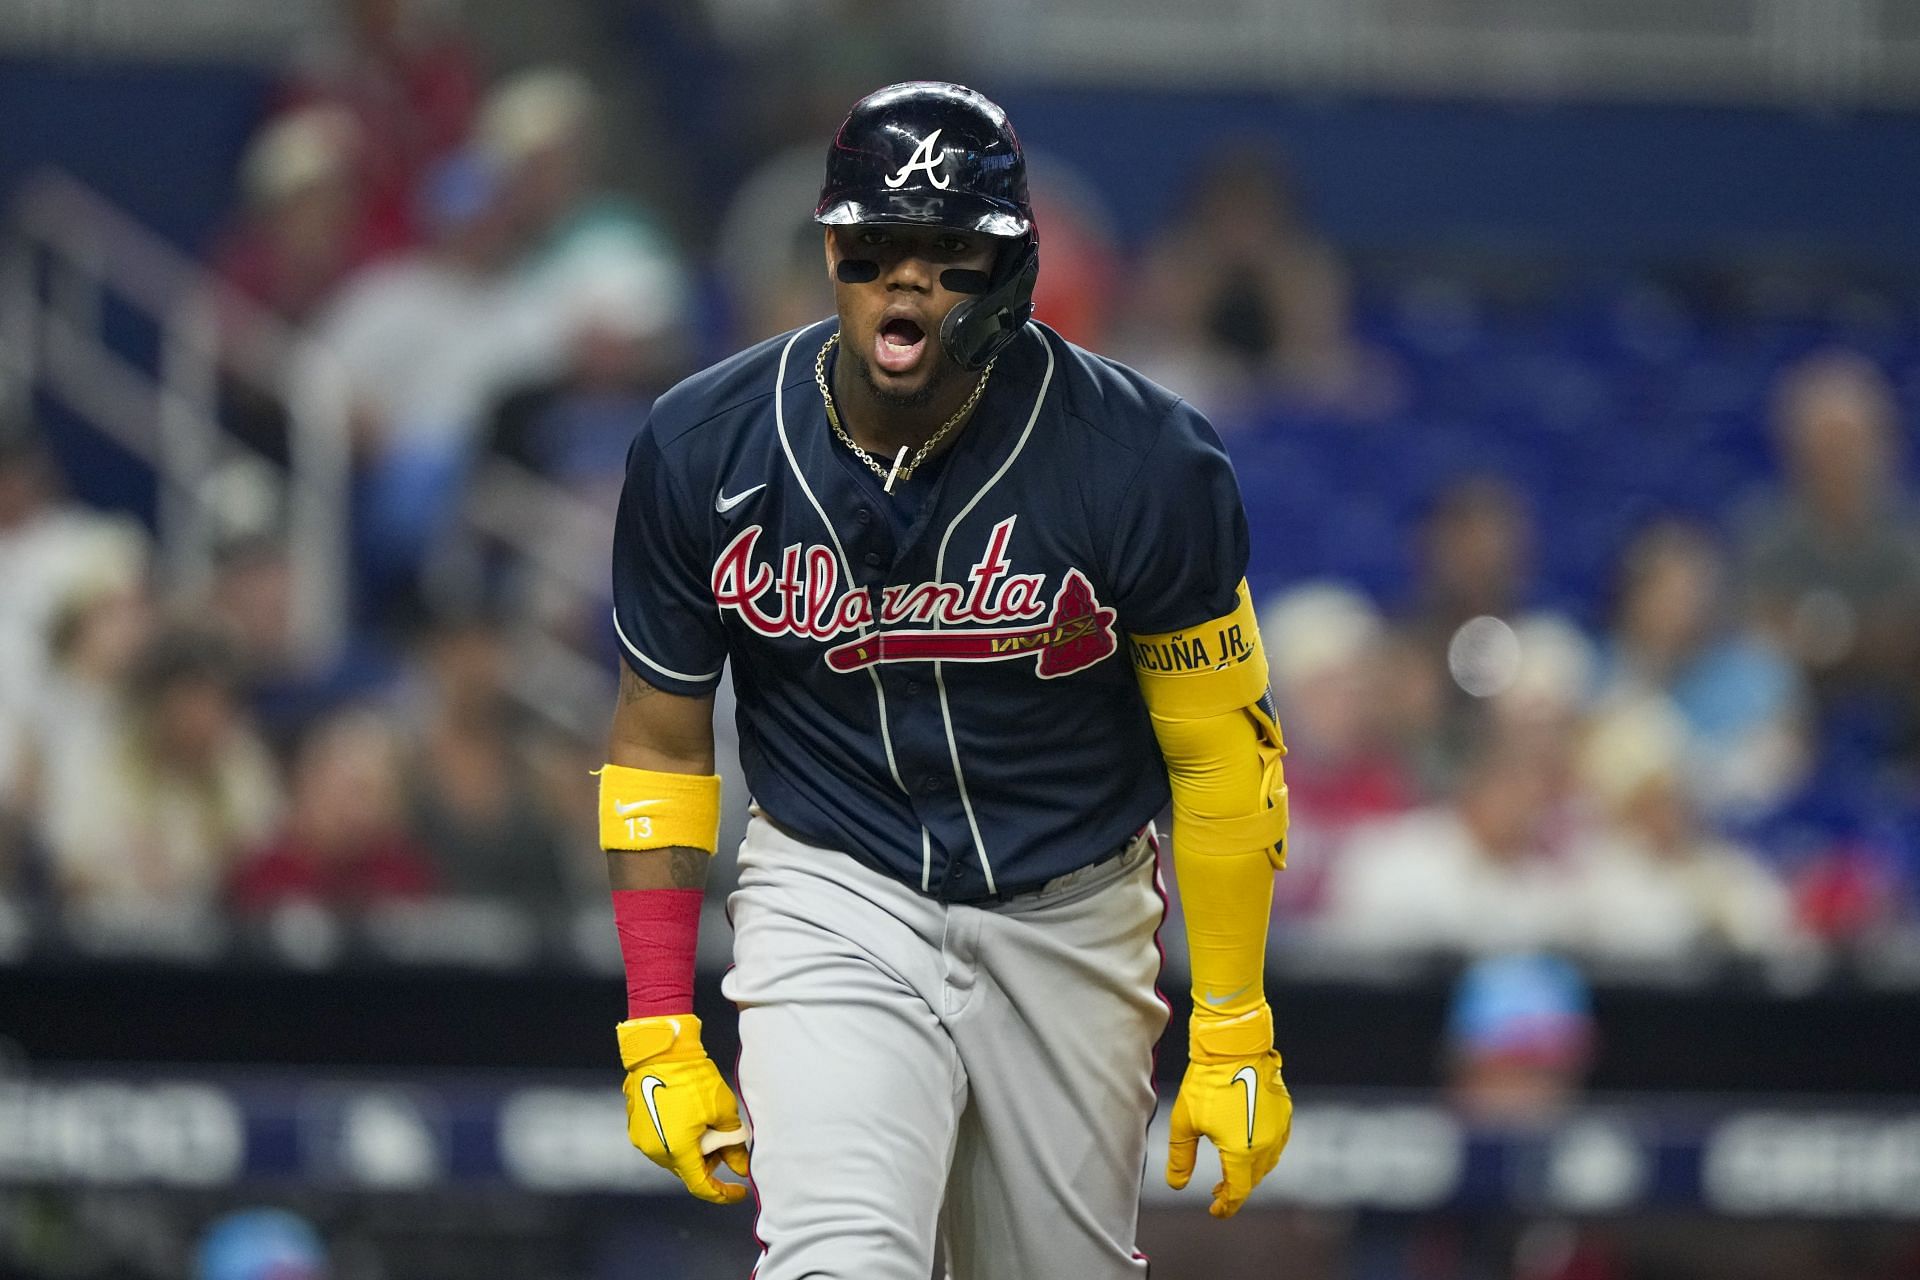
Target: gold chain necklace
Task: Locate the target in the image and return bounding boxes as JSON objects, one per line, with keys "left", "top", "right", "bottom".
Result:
{"left": 814, "top": 333, "right": 996, "bottom": 493}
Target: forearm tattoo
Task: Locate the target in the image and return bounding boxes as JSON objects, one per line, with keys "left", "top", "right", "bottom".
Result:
{"left": 662, "top": 847, "right": 707, "bottom": 889}
{"left": 607, "top": 845, "right": 710, "bottom": 891}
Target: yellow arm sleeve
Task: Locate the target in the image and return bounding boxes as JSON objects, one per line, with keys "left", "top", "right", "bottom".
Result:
{"left": 1132, "top": 581, "right": 1288, "bottom": 1028}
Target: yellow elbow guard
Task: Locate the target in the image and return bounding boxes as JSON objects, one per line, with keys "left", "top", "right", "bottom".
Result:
{"left": 596, "top": 764, "right": 722, "bottom": 854}
{"left": 1132, "top": 581, "right": 1289, "bottom": 867}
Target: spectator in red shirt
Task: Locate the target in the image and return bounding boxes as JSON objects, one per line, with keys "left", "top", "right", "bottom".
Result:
{"left": 231, "top": 705, "right": 434, "bottom": 913}
{"left": 276, "top": 0, "right": 482, "bottom": 257}
{"left": 209, "top": 106, "right": 374, "bottom": 332}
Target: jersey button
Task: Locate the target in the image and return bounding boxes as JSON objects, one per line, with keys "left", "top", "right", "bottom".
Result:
{"left": 855, "top": 508, "right": 873, "bottom": 525}
{"left": 863, "top": 551, "right": 886, "bottom": 568}
{"left": 904, "top": 679, "right": 921, "bottom": 696}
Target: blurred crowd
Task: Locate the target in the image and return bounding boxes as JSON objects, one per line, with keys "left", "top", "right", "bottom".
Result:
{"left": 0, "top": 427, "right": 600, "bottom": 930}
{"left": 0, "top": 0, "right": 1918, "bottom": 977}
{"left": 1261, "top": 345, "right": 1920, "bottom": 967}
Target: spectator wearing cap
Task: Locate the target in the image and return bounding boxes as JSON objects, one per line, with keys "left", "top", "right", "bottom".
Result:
{"left": 196, "top": 1207, "right": 328, "bottom": 1280}
{"left": 1259, "top": 583, "right": 1417, "bottom": 918}
{"left": 1445, "top": 952, "right": 1594, "bottom": 1126}
{"left": 476, "top": 68, "right": 694, "bottom": 381}
{"left": 1418, "top": 957, "right": 1627, "bottom": 1280}
{"left": 209, "top": 106, "right": 375, "bottom": 331}
{"left": 1568, "top": 698, "right": 1803, "bottom": 961}
{"left": 206, "top": 105, "right": 382, "bottom": 467}
{"left": 40, "top": 630, "right": 281, "bottom": 913}
{"left": 13, "top": 541, "right": 155, "bottom": 901}
{"left": 0, "top": 430, "right": 152, "bottom": 810}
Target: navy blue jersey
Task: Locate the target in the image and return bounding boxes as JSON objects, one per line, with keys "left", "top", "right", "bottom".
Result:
{"left": 612, "top": 319, "right": 1249, "bottom": 901}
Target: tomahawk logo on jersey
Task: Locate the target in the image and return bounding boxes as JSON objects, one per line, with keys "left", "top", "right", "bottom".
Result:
{"left": 612, "top": 317, "right": 1250, "bottom": 901}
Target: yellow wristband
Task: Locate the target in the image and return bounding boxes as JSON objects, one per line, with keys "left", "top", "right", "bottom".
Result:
{"left": 1189, "top": 1005, "right": 1274, "bottom": 1063}
{"left": 597, "top": 764, "right": 722, "bottom": 853}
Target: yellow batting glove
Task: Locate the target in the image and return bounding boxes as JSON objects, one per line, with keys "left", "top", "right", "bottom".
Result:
{"left": 617, "top": 1014, "right": 752, "bottom": 1205}
{"left": 1166, "top": 1004, "right": 1293, "bottom": 1219}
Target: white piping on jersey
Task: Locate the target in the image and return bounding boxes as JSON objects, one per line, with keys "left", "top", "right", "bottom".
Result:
{"left": 772, "top": 326, "right": 918, "bottom": 834}
{"left": 612, "top": 609, "right": 724, "bottom": 685}
{"left": 921, "top": 828, "right": 932, "bottom": 893}
{"left": 931, "top": 326, "right": 1056, "bottom": 897}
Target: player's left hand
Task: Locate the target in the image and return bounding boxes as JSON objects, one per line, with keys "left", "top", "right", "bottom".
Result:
{"left": 1166, "top": 1014, "right": 1292, "bottom": 1218}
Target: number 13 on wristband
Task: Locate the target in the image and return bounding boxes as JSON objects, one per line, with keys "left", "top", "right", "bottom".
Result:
{"left": 596, "top": 764, "right": 723, "bottom": 854}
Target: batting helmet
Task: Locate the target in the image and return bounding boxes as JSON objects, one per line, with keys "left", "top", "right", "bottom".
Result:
{"left": 815, "top": 81, "right": 1039, "bottom": 370}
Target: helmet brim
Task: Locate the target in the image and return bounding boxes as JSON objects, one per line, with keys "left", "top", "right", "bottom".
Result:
{"left": 814, "top": 191, "right": 1030, "bottom": 239}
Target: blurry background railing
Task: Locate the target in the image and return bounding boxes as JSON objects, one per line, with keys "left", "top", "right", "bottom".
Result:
{"left": 444, "top": 460, "right": 623, "bottom": 738}
{"left": 2, "top": 171, "right": 619, "bottom": 738}
{"left": 4, "top": 172, "right": 352, "bottom": 671}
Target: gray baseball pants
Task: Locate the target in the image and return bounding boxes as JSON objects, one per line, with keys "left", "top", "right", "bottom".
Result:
{"left": 722, "top": 813, "right": 1168, "bottom": 1280}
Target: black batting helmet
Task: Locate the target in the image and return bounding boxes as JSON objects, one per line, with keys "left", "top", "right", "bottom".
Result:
{"left": 815, "top": 81, "right": 1039, "bottom": 370}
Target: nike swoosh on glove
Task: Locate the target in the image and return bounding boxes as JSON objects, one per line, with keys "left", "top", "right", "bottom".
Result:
{"left": 617, "top": 1013, "right": 752, "bottom": 1204}
{"left": 1166, "top": 1005, "right": 1293, "bottom": 1219}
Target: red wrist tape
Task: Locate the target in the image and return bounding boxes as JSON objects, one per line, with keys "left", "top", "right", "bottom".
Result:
{"left": 611, "top": 889, "right": 702, "bottom": 1019}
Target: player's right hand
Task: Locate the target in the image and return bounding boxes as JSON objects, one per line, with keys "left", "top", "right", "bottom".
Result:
{"left": 617, "top": 1014, "right": 752, "bottom": 1204}
{"left": 1166, "top": 1005, "right": 1293, "bottom": 1219}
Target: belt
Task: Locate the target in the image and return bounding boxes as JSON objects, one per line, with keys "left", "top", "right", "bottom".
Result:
{"left": 756, "top": 808, "right": 1154, "bottom": 905}
{"left": 992, "top": 825, "right": 1154, "bottom": 904}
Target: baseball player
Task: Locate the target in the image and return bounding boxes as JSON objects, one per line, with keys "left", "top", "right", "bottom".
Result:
{"left": 600, "top": 82, "right": 1292, "bottom": 1278}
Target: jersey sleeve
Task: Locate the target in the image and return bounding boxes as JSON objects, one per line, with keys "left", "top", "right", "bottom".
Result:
{"left": 610, "top": 417, "right": 727, "bottom": 695}
{"left": 1106, "top": 399, "right": 1251, "bottom": 635}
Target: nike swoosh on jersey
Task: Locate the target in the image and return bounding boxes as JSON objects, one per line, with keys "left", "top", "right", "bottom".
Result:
{"left": 715, "top": 483, "right": 767, "bottom": 514}
{"left": 614, "top": 799, "right": 661, "bottom": 815}
{"left": 1200, "top": 982, "right": 1255, "bottom": 1008}
{"left": 640, "top": 1075, "right": 671, "bottom": 1152}
{"left": 1233, "top": 1066, "right": 1259, "bottom": 1147}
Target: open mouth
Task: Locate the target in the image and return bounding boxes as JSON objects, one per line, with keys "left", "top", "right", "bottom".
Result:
{"left": 873, "top": 316, "right": 928, "bottom": 375}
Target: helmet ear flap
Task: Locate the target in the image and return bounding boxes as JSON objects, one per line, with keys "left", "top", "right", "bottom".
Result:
{"left": 938, "top": 240, "right": 1038, "bottom": 371}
